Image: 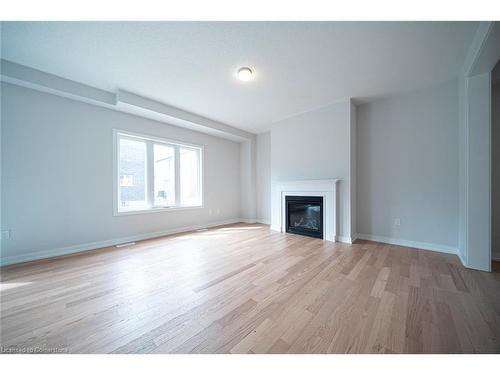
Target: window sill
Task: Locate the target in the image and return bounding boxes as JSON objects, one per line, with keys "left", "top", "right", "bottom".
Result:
{"left": 114, "top": 205, "right": 204, "bottom": 216}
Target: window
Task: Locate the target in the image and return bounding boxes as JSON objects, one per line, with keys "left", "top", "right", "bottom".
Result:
{"left": 118, "top": 138, "right": 147, "bottom": 210}
{"left": 180, "top": 147, "right": 202, "bottom": 206}
{"left": 153, "top": 143, "right": 175, "bottom": 207}
{"left": 114, "top": 130, "right": 203, "bottom": 214}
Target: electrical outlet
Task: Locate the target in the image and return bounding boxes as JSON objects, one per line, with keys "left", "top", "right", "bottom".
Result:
{"left": 0, "top": 230, "right": 11, "bottom": 240}
{"left": 394, "top": 218, "right": 401, "bottom": 226}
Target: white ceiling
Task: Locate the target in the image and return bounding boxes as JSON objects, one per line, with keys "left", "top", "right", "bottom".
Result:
{"left": 1, "top": 22, "right": 478, "bottom": 133}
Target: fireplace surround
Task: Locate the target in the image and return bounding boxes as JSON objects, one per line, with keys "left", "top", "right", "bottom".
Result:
{"left": 271, "top": 179, "right": 340, "bottom": 242}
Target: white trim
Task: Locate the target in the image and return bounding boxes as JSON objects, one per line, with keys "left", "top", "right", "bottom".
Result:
{"left": 271, "top": 179, "right": 340, "bottom": 243}
{"left": 488, "top": 71, "right": 492, "bottom": 271}
{"left": 338, "top": 234, "right": 358, "bottom": 244}
{"left": 0, "top": 219, "right": 243, "bottom": 267}
{"left": 463, "top": 76, "right": 469, "bottom": 266}
{"left": 356, "top": 233, "right": 458, "bottom": 255}
{"left": 115, "top": 128, "right": 204, "bottom": 150}
{"left": 458, "top": 251, "right": 468, "bottom": 267}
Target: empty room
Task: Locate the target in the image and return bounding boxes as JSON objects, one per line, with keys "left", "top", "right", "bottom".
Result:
{"left": 1, "top": 2, "right": 500, "bottom": 370}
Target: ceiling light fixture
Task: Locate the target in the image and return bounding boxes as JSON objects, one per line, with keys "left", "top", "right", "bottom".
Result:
{"left": 237, "top": 67, "right": 253, "bottom": 82}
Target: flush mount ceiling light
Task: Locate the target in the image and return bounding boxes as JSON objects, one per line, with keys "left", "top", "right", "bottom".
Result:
{"left": 237, "top": 67, "right": 253, "bottom": 82}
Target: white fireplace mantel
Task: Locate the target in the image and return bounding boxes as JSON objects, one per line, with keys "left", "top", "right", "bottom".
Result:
{"left": 271, "top": 179, "right": 340, "bottom": 242}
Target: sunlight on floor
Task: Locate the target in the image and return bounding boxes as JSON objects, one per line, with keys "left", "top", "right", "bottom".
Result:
{"left": 218, "top": 226, "right": 261, "bottom": 231}
{"left": 179, "top": 233, "right": 229, "bottom": 240}
{"left": 176, "top": 225, "right": 261, "bottom": 239}
{"left": 0, "top": 282, "right": 34, "bottom": 291}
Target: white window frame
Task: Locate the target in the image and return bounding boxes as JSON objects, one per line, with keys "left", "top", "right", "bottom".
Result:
{"left": 113, "top": 129, "right": 203, "bottom": 216}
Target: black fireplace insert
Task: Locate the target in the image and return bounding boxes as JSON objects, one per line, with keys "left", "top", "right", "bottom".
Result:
{"left": 285, "top": 196, "right": 323, "bottom": 239}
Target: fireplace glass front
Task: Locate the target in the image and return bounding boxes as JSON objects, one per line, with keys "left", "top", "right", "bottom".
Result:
{"left": 285, "top": 196, "right": 323, "bottom": 239}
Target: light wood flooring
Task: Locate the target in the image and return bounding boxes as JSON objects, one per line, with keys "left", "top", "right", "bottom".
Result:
{"left": 1, "top": 223, "right": 499, "bottom": 354}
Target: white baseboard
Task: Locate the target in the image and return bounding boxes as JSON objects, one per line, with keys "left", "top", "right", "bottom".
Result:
{"left": 256, "top": 218, "right": 271, "bottom": 225}
{"left": 0, "top": 218, "right": 242, "bottom": 267}
{"left": 356, "top": 233, "right": 458, "bottom": 255}
{"left": 337, "top": 235, "right": 357, "bottom": 244}
{"left": 457, "top": 251, "right": 468, "bottom": 266}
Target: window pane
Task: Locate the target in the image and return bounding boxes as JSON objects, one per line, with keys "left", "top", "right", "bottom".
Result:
{"left": 119, "top": 137, "right": 147, "bottom": 210}
{"left": 180, "top": 147, "right": 201, "bottom": 206}
{"left": 154, "top": 143, "right": 175, "bottom": 206}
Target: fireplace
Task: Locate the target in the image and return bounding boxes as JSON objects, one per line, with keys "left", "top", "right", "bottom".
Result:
{"left": 286, "top": 196, "right": 323, "bottom": 239}
{"left": 272, "top": 179, "right": 338, "bottom": 242}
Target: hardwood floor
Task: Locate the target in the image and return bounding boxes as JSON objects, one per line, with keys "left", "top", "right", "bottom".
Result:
{"left": 1, "top": 223, "right": 499, "bottom": 354}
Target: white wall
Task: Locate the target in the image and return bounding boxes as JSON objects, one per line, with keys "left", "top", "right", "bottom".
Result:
{"left": 240, "top": 137, "right": 257, "bottom": 221}
{"left": 256, "top": 132, "right": 271, "bottom": 223}
{"left": 357, "top": 79, "right": 459, "bottom": 252}
{"left": 270, "top": 100, "right": 355, "bottom": 241}
{"left": 492, "top": 83, "right": 500, "bottom": 260}
{"left": 1, "top": 83, "right": 242, "bottom": 265}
